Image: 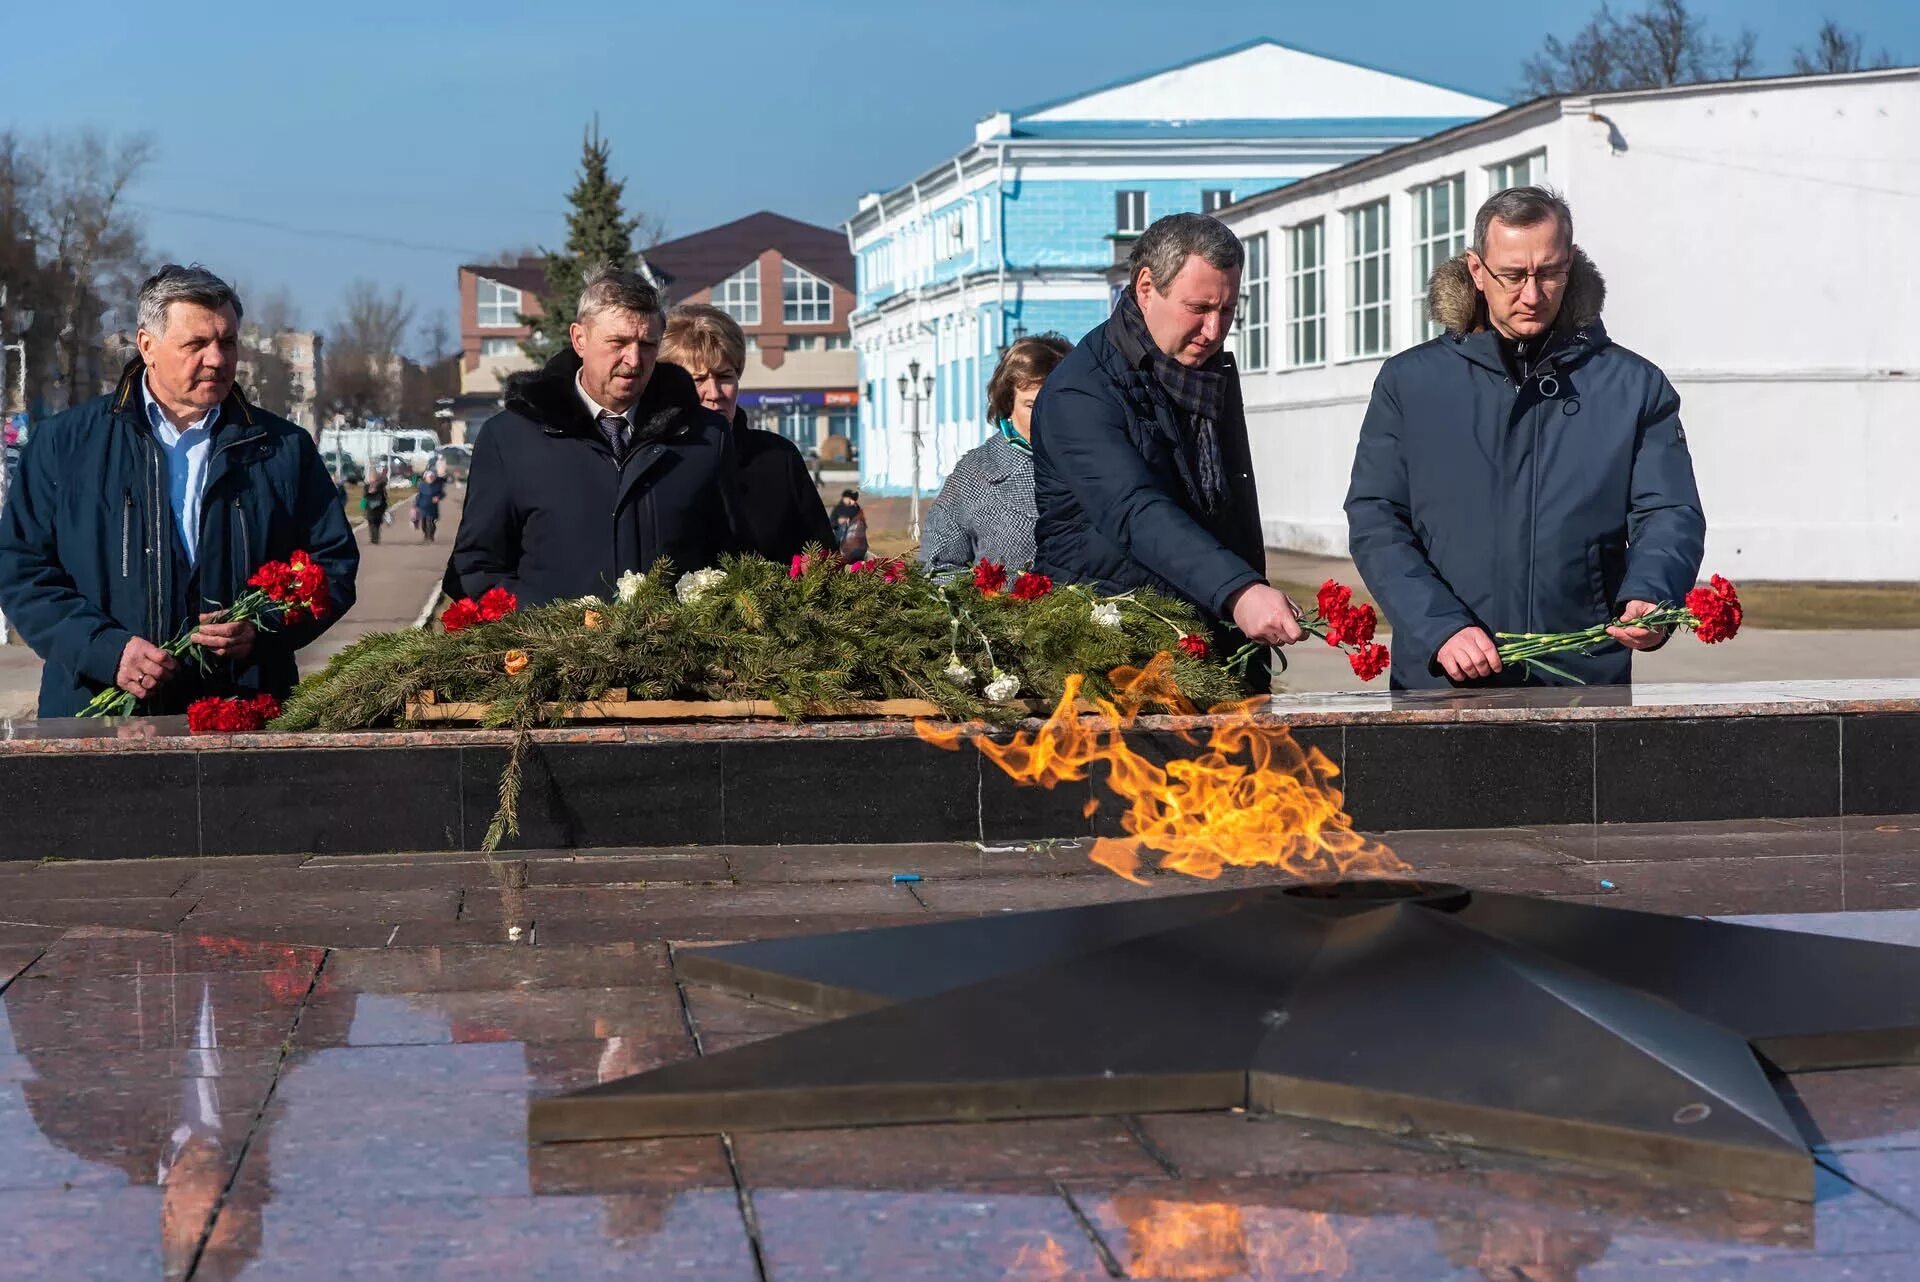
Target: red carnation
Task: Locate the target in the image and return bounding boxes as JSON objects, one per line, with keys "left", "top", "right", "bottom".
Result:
{"left": 876, "top": 558, "right": 907, "bottom": 584}
{"left": 1342, "top": 602, "right": 1378, "bottom": 646}
{"left": 1177, "top": 633, "right": 1210, "bottom": 659}
{"left": 442, "top": 598, "right": 481, "bottom": 634}
{"left": 972, "top": 559, "right": 1008, "bottom": 596}
{"left": 476, "top": 587, "right": 518, "bottom": 623}
{"left": 1316, "top": 578, "right": 1353, "bottom": 619}
{"left": 187, "top": 694, "right": 279, "bottom": 734}
{"left": 1685, "top": 574, "right": 1743, "bottom": 644}
{"left": 1348, "top": 641, "right": 1390, "bottom": 682}
{"left": 789, "top": 554, "right": 809, "bottom": 579}
{"left": 1009, "top": 571, "right": 1053, "bottom": 602}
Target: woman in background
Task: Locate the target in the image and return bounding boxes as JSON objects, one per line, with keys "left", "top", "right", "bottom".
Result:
{"left": 920, "top": 333, "right": 1071, "bottom": 572}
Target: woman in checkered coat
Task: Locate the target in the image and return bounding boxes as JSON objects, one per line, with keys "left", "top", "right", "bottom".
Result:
{"left": 920, "top": 334, "right": 1071, "bottom": 572}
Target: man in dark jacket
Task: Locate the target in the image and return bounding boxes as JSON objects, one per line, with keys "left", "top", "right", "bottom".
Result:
{"left": 0, "top": 264, "right": 358, "bottom": 717}
{"left": 1033, "top": 213, "right": 1305, "bottom": 687}
{"left": 452, "top": 266, "right": 746, "bottom": 604}
{"left": 1345, "top": 188, "right": 1704, "bottom": 689}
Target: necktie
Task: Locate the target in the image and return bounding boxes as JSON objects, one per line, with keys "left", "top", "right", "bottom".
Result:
{"left": 597, "top": 409, "right": 629, "bottom": 458}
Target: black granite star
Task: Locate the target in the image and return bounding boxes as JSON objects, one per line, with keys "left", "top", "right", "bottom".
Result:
{"left": 530, "top": 882, "right": 1920, "bottom": 1200}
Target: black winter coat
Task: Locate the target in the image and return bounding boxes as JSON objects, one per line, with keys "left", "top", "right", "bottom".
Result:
{"left": 730, "top": 409, "right": 835, "bottom": 562}
{"left": 452, "top": 352, "right": 746, "bottom": 604}
{"left": 1032, "top": 314, "right": 1268, "bottom": 666}
{"left": 1345, "top": 249, "right": 1705, "bottom": 689}
{"left": 0, "top": 361, "right": 359, "bottom": 716}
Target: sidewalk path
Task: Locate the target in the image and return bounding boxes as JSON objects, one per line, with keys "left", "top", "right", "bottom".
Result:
{"left": 0, "top": 493, "right": 462, "bottom": 714}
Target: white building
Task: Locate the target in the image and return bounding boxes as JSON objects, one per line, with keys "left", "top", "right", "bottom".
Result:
{"left": 843, "top": 39, "right": 1502, "bottom": 498}
{"left": 1218, "top": 66, "right": 1920, "bottom": 581}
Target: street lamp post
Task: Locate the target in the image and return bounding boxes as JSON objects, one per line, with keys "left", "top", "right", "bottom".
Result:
{"left": 896, "top": 358, "right": 936, "bottom": 542}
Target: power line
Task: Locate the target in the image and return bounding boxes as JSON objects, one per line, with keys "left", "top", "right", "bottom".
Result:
{"left": 124, "top": 201, "right": 498, "bottom": 258}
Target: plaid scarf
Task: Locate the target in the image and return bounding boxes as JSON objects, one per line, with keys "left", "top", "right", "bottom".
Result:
{"left": 1109, "top": 291, "right": 1229, "bottom": 512}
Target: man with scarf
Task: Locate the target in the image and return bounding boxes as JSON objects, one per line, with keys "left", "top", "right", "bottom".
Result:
{"left": 1032, "top": 213, "right": 1304, "bottom": 689}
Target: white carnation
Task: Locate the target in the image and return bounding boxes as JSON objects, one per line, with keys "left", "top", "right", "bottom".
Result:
{"left": 574, "top": 594, "right": 602, "bottom": 606}
{"left": 675, "top": 568, "right": 727, "bottom": 604}
{"left": 1090, "top": 601, "right": 1123, "bottom": 629}
{"left": 615, "top": 570, "right": 646, "bottom": 603}
{"left": 943, "top": 659, "right": 974, "bottom": 686}
{"left": 984, "top": 669, "right": 1021, "bottom": 702}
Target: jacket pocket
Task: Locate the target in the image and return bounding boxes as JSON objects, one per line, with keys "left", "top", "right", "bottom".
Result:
{"left": 1586, "top": 537, "right": 1627, "bottom": 614}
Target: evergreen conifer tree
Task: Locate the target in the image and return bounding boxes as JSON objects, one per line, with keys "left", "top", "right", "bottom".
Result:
{"left": 521, "top": 121, "right": 640, "bottom": 362}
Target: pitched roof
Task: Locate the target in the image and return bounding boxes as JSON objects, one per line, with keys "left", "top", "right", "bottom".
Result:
{"left": 643, "top": 211, "right": 853, "bottom": 296}
{"left": 459, "top": 257, "right": 547, "bottom": 294}
{"left": 999, "top": 38, "right": 1502, "bottom": 138}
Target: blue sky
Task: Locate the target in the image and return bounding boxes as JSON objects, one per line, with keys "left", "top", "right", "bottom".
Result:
{"left": 7, "top": 0, "right": 1912, "bottom": 349}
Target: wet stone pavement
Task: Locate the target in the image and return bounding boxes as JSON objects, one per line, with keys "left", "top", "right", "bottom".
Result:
{"left": 1, "top": 816, "right": 1919, "bottom": 1278}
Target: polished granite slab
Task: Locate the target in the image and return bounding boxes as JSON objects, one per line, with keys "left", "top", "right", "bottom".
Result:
{"left": 3, "top": 818, "right": 1920, "bottom": 1278}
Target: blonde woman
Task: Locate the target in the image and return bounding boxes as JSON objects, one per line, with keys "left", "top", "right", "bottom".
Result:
{"left": 662, "top": 304, "right": 834, "bottom": 562}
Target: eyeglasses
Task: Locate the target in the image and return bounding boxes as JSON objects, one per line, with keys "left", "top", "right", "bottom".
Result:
{"left": 1476, "top": 259, "right": 1571, "bottom": 293}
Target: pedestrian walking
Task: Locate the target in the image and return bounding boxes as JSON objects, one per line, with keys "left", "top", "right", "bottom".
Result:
{"left": 413, "top": 467, "right": 445, "bottom": 543}
{"left": 829, "top": 489, "right": 861, "bottom": 551}
{"left": 362, "top": 469, "right": 389, "bottom": 546}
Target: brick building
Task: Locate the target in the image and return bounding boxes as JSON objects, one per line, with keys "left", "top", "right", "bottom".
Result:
{"left": 450, "top": 212, "right": 858, "bottom": 456}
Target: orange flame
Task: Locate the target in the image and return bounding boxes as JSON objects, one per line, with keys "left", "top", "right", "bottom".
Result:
{"left": 1247, "top": 1210, "right": 1352, "bottom": 1278}
{"left": 1002, "top": 1233, "right": 1079, "bottom": 1280}
{"left": 1122, "top": 1199, "right": 1248, "bottom": 1279}
{"left": 917, "top": 653, "right": 1405, "bottom": 884}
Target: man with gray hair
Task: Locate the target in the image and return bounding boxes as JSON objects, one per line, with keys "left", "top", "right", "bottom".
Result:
{"left": 452, "top": 264, "right": 744, "bottom": 604}
{"left": 1345, "top": 187, "right": 1704, "bottom": 688}
{"left": 0, "top": 263, "right": 357, "bottom": 717}
{"left": 1034, "top": 212, "right": 1305, "bottom": 690}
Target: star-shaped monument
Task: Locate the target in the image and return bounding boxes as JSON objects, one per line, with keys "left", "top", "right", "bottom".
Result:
{"left": 529, "top": 881, "right": 1920, "bottom": 1200}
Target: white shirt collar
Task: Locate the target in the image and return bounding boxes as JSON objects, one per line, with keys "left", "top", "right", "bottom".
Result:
{"left": 575, "top": 372, "right": 636, "bottom": 427}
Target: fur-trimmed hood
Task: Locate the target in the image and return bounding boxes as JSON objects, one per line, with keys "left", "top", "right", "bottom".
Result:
{"left": 1427, "top": 246, "right": 1606, "bottom": 337}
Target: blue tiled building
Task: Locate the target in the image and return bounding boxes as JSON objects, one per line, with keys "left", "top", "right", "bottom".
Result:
{"left": 843, "top": 39, "right": 1501, "bottom": 500}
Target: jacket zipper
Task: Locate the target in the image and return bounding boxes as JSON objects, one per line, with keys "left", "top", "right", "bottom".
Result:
{"left": 148, "top": 436, "right": 165, "bottom": 643}
{"left": 120, "top": 493, "right": 132, "bottom": 577}
{"left": 234, "top": 496, "right": 249, "bottom": 601}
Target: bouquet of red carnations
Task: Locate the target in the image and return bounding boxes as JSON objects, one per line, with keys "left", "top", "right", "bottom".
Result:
{"left": 186, "top": 693, "right": 282, "bottom": 734}
{"left": 1304, "top": 580, "right": 1391, "bottom": 681}
{"left": 440, "top": 586, "right": 519, "bottom": 633}
{"left": 80, "top": 551, "right": 332, "bottom": 718}
{"left": 1496, "top": 574, "right": 1743, "bottom": 681}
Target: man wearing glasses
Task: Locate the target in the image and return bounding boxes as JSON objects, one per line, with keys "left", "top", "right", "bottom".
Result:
{"left": 1344, "top": 187, "right": 1703, "bottom": 688}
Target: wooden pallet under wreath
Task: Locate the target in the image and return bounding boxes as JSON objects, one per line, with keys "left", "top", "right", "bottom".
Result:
{"left": 402, "top": 689, "right": 1081, "bottom": 724}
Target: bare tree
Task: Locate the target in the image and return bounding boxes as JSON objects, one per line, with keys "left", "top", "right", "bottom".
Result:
{"left": 415, "top": 310, "right": 454, "bottom": 364}
{"left": 1792, "top": 20, "right": 1893, "bottom": 74}
{"left": 325, "top": 280, "right": 414, "bottom": 429}
{"left": 1520, "top": 0, "right": 1759, "bottom": 96}
{"left": 37, "top": 130, "right": 154, "bottom": 407}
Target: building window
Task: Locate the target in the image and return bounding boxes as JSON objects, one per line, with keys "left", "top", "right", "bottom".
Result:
{"left": 1345, "top": 201, "right": 1391, "bottom": 358}
{"left": 1286, "top": 220, "right": 1325, "bottom": 367}
{"left": 1202, "top": 189, "right": 1233, "bottom": 214}
{"left": 822, "top": 334, "right": 851, "bottom": 350}
{"left": 475, "top": 278, "right": 521, "bottom": 328}
{"left": 783, "top": 261, "right": 834, "bottom": 325}
{"left": 1414, "top": 175, "right": 1467, "bottom": 340}
{"left": 789, "top": 335, "right": 819, "bottom": 352}
{"left": 1115, "top": 190, "right": 1148, "bottom": 235}
{"left": 780, "top": 405, "right": 816, "bottom": 446}
{"left": 479, "top": 337, "right": 519, "bottom": 357}
{"left": 714, "top": 263, "right": 761, "bottom": 325}
{"left": 1234, "top": 233, "right": 1270, "bottom": 371}
{"left": 1486, "top": 149, "right": 1548, "bottom": 193}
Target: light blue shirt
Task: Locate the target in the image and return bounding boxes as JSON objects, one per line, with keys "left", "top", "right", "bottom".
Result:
{"left": 139, "top": 376, "right": 218, "bottom": 565}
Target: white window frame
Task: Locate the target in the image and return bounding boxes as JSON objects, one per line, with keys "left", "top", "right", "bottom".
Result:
{"left": 1201, "top": 189, "right": 1233, "bottom": 214}
{"left": 1115, "top": 190, "right": 1148, "bottom": 235}
{"left": 1234, "top": 233, "right": 1270, "bottom": 371}
{"left": 1413, "top": 175, "right": 1467, "bottom": 341}
{"left": 479, "top": 336, "right": 519, "bottom": 357}
{"left": 783, "top": 261, "right": 834, "bottom": 325}
{"left": 714, "top": 263, "right": 761, "bottom": 325}
{"left": 1345, "top": 200, "right": 1391, "bottom": 359}
{"left": 1286, "top": 220, "right": 1325, "bottom": 368}
{"left": 1485, "top": 149, "right": 1549, "bottom": 193}
{"left": 475, "top": 278, "right": 521, "bottom": 328}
